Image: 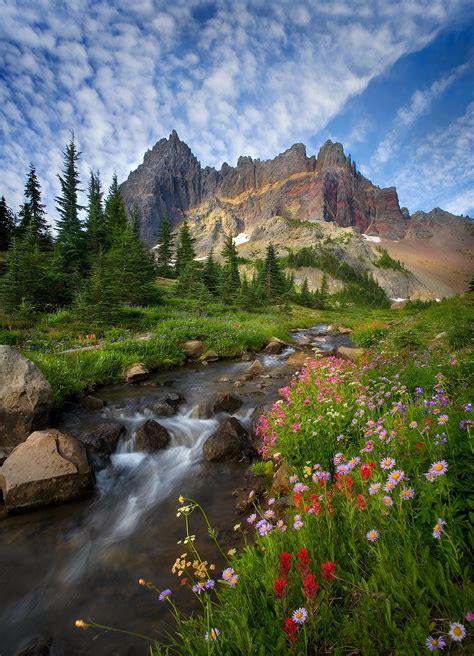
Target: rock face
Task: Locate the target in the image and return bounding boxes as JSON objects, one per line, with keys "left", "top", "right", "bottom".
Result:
{"left": 135, "top": 419, "right": 171, "bottom": 451}
{"left": 0, "top": 346, "right": 54, "bottom": 448}
{"left": 202, "top": 417, "right": 248, "bottom": 462}
{"left": 0, "top": 429, "right": 93, "bottom": 512}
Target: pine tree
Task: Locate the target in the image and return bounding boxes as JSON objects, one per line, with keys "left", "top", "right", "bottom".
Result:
{"left": 156, "top": 214, "right": 175, "bottom": 278}
{"left": 75, "top": 248, "right": 122, "bottom": 323}
{"left": 85, "top": 170, "right": 107, "bottom": 254}
{"left": 320, "top": 273, "right": 329, "bottom": 307}
{"left": 258, "top": 243, "right": 286, "bottom": 302}
{"left": 202, "top": 249, "right": 221, "bottom": 295}
{"left": 175, "top": 220, "right": 196, "bottom": 273}
{"left": 219, "top": 234, "right": 240, "bottom": 301}
{"left": 55, "top": 133, "right": 85, "bottom": 277}
{"left": 17, "top": 164, "right": 51, "bottom": 247}
{"left": 0, "top": 196, "right": 15, "bottom": 251}
{"left": 0, "top": 226, "right": 46, "bottom": 311}
{"left": 299, "top": 277, "right": 313, "bottom": 307}
{"left": 105, "top": 173, "right": 128, "bottom": 238}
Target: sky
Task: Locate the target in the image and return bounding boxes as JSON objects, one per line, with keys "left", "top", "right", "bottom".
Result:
{"left": 1, "top": 0, "right": 474, "bottom": 225}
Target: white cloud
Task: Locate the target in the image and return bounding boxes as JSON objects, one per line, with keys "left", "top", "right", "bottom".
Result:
{"left": 0, "top": 0, "right": 470, "bottom": 223}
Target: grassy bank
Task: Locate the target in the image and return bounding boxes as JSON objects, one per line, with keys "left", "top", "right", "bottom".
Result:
{"left": 76, "top": 294, "right": 473, "bottom": 653}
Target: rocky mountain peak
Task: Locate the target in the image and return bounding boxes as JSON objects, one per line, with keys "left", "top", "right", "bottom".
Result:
{"left": 316, "top": 140, "right": 350, "bottom": 171}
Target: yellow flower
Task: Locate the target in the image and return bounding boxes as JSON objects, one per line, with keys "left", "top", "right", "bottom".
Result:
{"left": 233, "top": 523, "right": 241, "bottom": 531}
{"left": 138, "top": 578, "right": 146, "bottom": 586}
{"left": 227, "top": 548, "right": 236, "bottom": 556}
{"left": 178, "top": 495, "right": 185, "bottom": 504}
{"left": 75, "top": 619, "right": 88, "bottom": 629}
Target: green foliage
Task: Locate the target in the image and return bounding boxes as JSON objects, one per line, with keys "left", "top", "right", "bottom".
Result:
{"left": 220, "top": 234, "right": 241, "bottom": 302}
{"left": 258, "top": 243, "right": 287, "bottom": 300}
{"left": 156, "top": 214, "right": 176, "bottom": 278}
{"left": 447, "top": 319, "right": 472, "bottom": 350}
{"left": 85, "top": 170, "right": 106, "bottom": 254}
{"left": 175, "top": 220, "right": 196, "bottom": 273}
{"left": 374, "top": 247, "right": 408, "bottom": 272}
{"left": 17, "top": 163, "right": 51, "bottom": 248}
{"left": 353, "top": 326, "right": 389, "bottom": 348}
{"left": 104, "top": 173, "right": 128, "bottom": 238}
{"left": 0, "top": 196, "right": 15, "bottom": 252}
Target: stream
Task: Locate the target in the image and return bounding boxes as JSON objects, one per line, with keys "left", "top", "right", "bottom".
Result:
{"left": 0, "top": 327, "right": 351, "bottom": 655}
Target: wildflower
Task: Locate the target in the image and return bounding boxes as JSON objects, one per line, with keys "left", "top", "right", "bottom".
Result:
{"left": 369, "top": 483, "right": 382, "bottom": 495}
{"left": 292, "top": 607, "right": 308, "bottom": 624}
{"left": 233, "top": 523, "right": 241, "bottom": 531}
{"left": 348, "top": 456, "right": 361, "bottom": 469}
{"left": 466, "top": 611, "right": 474, "bottom": 622}
{"left": 222, "top": 567, "right": 234, "bottom": 581}
{"left": 228, "top": 574, "right": 239, "bottom": 587}
{"left": 429, "top": 460, "right": 448, "bottom": 477}
{"left": 380, "top": 457, "right": 396, "bottom": 470}
{"left": 283, "top": 618, "right": 299, "bottom": 643}
{"left": 227, "top": 548, "right": 236, "bottom": 556}
{"left": 448, "top": 623, "right": 466, "bottom": 641}
{"left": 401, "top": 487, "right": 415, "bottom": 500}
{"left": 297, "top": 547, "right": 311, "bottom": 568}
{"left": 274, "top": 578, "right": 287, "bottom": 598}
{"left": 382, "top": 496, "right": 393, "bottom": 507}
{"left": 321, "top": 561, "right": 337, "bottom": 581}
{"left": 276, "top": 519, "right": 287, "bottom": 532}
{"left": 303, "top": 573, "right": 319, "bottom": 599}
{"left": 425, "top": 472, "right": 436, "bottom": 483}
{"left": 159, "top": 589, "right": 172, "bottom": 601}
{"left": 247, "top": 513, "right": 257, "bottom": 524}
{"left": 138, "top": 578, "right": 146, "bottom": 586}
{"left": 465, "top": 403, "right": 472, "bottom": 412}
{"left": 432, "top": 518, "right": 446, "bottom": 539}
{"left": 367, "top": 529, "right": 379, "bottom": 542}
{"left": 294, "top": 514, "right": 304, "bottom": 530}
{"left": 294, "top": 482, "right": 308, "bottom": 493}
{"left": 75, "top": 619, "right": 88, "bottom": 629}
{"left": 356, "top": 493, "right": 367, "bottom": 510}
{"left": 205, "top": 579, "right": 215, "bottom": 589}
{"left": 384, "top": 480, "right": 396, "bottom": 493}
{"left": 438, "top": 414, "right": 449, "bottom": 425}
{"left": 280, "top": 552, "right": 292, "bottom": 578}
{"left": 257, "top": 519, "right": 273, "bottom": 536}
{"left": 192, "top": 581, "right": 206, "bottom": 594}
{"left": 361, "top": 440, "right": 375, "bottom": 453}
{"left": 409, "top": 420, "right": 418, "bottom": 429}
{"left": 178, "top": 495, "right": 185, "bottom": 504}
{"left": 289, "top": 474, "right": 299, "bottom": 484}
{"left": 425, "top": 635, "right": 446, "bottom": 651}
{"left": 267, "top": 497, "right": 275, "bottom": 505}
{"left": 205, "top": 628, "right": 220, "bottom": 641}
{"left": 389, "top": 470, "right": 405, "bottom": 484}
{"left": 264, "top": 509, "right": 275, "bottom": 520}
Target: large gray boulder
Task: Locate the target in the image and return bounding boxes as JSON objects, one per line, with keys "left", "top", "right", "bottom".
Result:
{"left": 135, "top": 419, "right": 171, "bottom": 451}
{"left": 0, "top": 346, "right": 54, "bottom": 448}
{"left": 0, "top": 429, "right": 93, "bottom": 512}
{"left": 203, "top": 417, "right": 248, "bottom": 462}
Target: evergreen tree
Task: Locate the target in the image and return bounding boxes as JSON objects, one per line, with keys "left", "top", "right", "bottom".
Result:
{"left": 105, "top": 173, "right": 128, "bottom": 238}
{"left": 156, "top": 213, "right": 175, "bottom": 278}
{"left": 132, "top": 204, "right": 141, "bottom": 239}
{"left": 320, "top": 273, "right": 329, "bottom": 307}
{"left": 258, "top": 243, "right": 286, "bottom": 302}
{"left": 219, "top": 234, "right": 240, "bottom": 301}
{"left": 202, "top": 249, "right": 221, "bottom": 296}
{"left": 175, "top": 220, "right": 196, "bottom": 273}
{"left": 299, "top": 277, "right": 313, "bottom": 307}
{"left": 75, "top": 248, "right": 122, "bottom": 323}
{"left": 55, "top": 133, "right": 85, "bottom": 277}
{"left": 85, "top": 170, "right": 107, "bottom": 254}
{"left": 17, "top": 164, "right": 51, "bottom": 247}
{"left": 0, "top": 196, "right": 15, "bottom": 251}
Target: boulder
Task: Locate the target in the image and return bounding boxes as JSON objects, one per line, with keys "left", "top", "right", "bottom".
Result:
{"left": 135, "top": 419, "right": 171, "bottom": 451}
{"left": 239, "top": 374, "right": 253, "bottom": 382}
{"left": 337, "top": 326, "right": 353, "bottom": 334}
{"left": 262, "top": 340, "right": 282, "bottom": 355}
{"left": 213, "top": 393, "right": 243, "bottom": 414}
{"left": 0, "top": 346, "right": 54, "bottom": 448}
{"left": 0, "top": 447, "right": 12, "bottom": 466}
{"left": 271, "top": 462, "right": 292, "bottom": 496}
{"left": 246, "top": 359, "right": 265, "bottom": 376}
{"left": 298, "top": 336, "right": 312, "bottom": 346}
{"left": 202, "top": 350, "right": 219, "bottom": 362}
{"left": 0, "top": 429, "right": 93, "bottom": 512}
{"left": 203, "top": 417, "right": 248, "bottom": 462}
{"left": 142, "top": 392, "right": 184, "bottom": 416}
{"left": 79, "top": 421, "right": 125, "bottom": 456}
{"left": 79, "top": 395, "right": 106, "bottom": 412}
{"left": 287, "top": 351, "right": 310, "bottom": 367}
{"left": 184, "top": 340, "right": 204, "bottom": 358}
{"left": 336, "top": 346, "right": 366, "bottom": 362}
{"left": 241, "top": 352, "right": 252, "bottom": 361}
{"left": 126, "top": 364, "right": 149, "bottom": 383}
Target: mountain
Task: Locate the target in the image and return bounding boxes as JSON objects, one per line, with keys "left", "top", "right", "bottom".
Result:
{"left": 120, "top": 132, "right": 473, "bottom": 300}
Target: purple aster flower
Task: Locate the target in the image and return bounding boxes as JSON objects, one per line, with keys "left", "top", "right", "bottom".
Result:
{"left": 247, "top": 513, "right": 257, "bottom": 524}
{"left": 205, "top": 579, "right": 215, "bottom": 589}
{"left": 380, "top": 457, "right": 395, "bottom": 470}
{"left": 400, "top": 487, "right": 415, "bottom": 500}
{"left": 382, "top": 496, "right": 393, "bottom": 507}
{"left": 292, "top": 607, "right": 308, "bottom": 624}
{"left": 429, "top": 460, "right": 448, "bottom": 477}
{"left": 437, "top": 414, "right": 449, "bottom": 425}
{"left": 432, "top": 518, "right": 446, "bottom": 539}
{"left": 369, "top": 483, "right": 381, "bottom": 495}
{"left": 425, "top": 635, "right": 446, "bottom": 651}
{"left": 192, "top": 581, "right": 206, "bottom": 594}
{"left": 159, "top": 589, "right": 172, "bottom": 601}
{"left": 264, "top": 509, "right": 275, "bottom": 520}
{"left": 366, "top": 529, "right": 379, "bottom": 542}
{"left": 205, "top": 628, "right": 220, "bottom": 641}
{"left": 222, "top": 567, "right": 234, "bottom": 581}
{"left": 448, "top": 623, "right": 466, "bottom": 641}
{"left": 465, "top": 403, "right": 472, "bottom": 412}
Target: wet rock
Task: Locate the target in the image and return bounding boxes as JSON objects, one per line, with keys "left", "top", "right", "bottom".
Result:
{"left": 126, "top": 364, "right": 149, "bottom": 383}
{"left": 298, "top": 335, "right": 312, "bottom": 346}
{"left": 203, "top": 417, "right": 248, "bottom": 462}
{"left": 135, "top": 419, "right": 171, "bottom": 451}
{"left": 234, "top": 381, "right": 244, "bottom": 388}
{"left": 79, "top": 421, "right": 125, "bottom": 456}
{"left": 0, "top": 447, "right": 12, "bottom": 466}
{"left": 0, "top": 429, "right": 93, "bottom": 512}
{"left": 0, "top": 346, "right": 54, "bottom": 448}
{"left": 287, "top": 351, "right": 310, "bottom": 367}
{"left": 218, "top": 377, "right": 231, "bottom": 383}
{"left": 271, "top": 462, "right": 292, "bottom": 496}
{"left": 183, "top": 340, "right": 204, "bottom": 358}
{"left": 239, "top": 373, "right": 254, "bottom": 382}
{"left": 191, "top": 404, "right": 207, "bottom": 418}
{"left": 246, "top": 360, "right": 265, "bottom": 376}
{"left": 337, "top": 326, "right": 353, "bottom": 335}
{"left": 241, "top": 352, "right": 252, "bottom": 361}
{"left": 145, "top": 401, "right": 176, "bottom": 417}
{"left": 336, "top": 346, "right": 365, "bottom": 362}
{"left": 15, "top": 636, "right": 52, "bottom": 656}
{"left": 202, "top": 350, "right": 219, "bottom": 362}
{"left": 262, "top": 340, "right": 282, "bottom": 355}
{"left": 213, "top": 393, "right": 243, "bottom": 415}
{"left": 79, "top": 395, "right": 106, "bottom": 412}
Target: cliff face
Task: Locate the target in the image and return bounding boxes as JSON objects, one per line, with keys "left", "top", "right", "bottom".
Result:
{"left": 120, "top": 133, "right": 409, "bottom": 245}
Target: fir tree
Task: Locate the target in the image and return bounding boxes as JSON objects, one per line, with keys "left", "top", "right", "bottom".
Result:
{"left": 17, "top": 164, "right": 51, "bottom": 247}
{"left": 156, "top": 214, "right": 175, "bottom": 278}
{"left": 105, "top": 173, "right": 128, "bottom": 238}
{"left": 0, "top": 196, "right": 15, "bottom": 251}
{"left": 175, "top": 220, "right": 196, "bottom": 273}
{"left": 55, "top": 133, "right": 85, "bottom": 277}
{"left": 220, "top": 234, "right": 240, "bottom": 301}
{"left": 75, "top": 248, "right": 122, "bottom": 323}
{"left": 202, "top": 248, "right": 221, "bottom": 295}
{"left": 320, "top": 273, "right": 329, "bottom": 307}
{"left": 0, "top": 226, "right": 46, "bottom": 311}
{"left": 85, "top": 170, "right": 107, "bottom": 254}
{"left": 258, "top": 243, "right": 286, "bottom": 301}
{"left": 299, "top": 277, "right": 313, "bottom": 307}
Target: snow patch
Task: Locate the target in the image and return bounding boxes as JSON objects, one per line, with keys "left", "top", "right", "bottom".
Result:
{"left": 362, "top": 234, "right": 381, "bottom": 243}
{"left": 390, "top": 298, "right": 406, "bottom": 303}
{"left": 194, "top": 256, "right": 207, "bottom": 261}
{"left": 234, "top": 232, "right": 250, "bottom": 246}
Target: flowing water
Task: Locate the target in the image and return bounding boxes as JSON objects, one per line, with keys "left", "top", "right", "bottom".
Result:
{"left": 0, "top": 327, "right": 351, "bottom": 655}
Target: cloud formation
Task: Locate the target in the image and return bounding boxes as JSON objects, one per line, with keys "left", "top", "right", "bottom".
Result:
{"left": 0, "top": 0, "right": 471, "bottom": 222}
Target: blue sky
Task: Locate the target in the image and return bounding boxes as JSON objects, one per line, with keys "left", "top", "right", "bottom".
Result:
{"left": 1, "top": 0, "right": 473, "bottom": 223}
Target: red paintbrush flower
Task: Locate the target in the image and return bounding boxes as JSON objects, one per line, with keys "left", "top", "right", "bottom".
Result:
{"left": 280, "top": 552, "right": 292, "bottom": 579}
{"left": 273, "top": 578, "right": 287, "bottom": 599}
{"left": 283, "top": 618, "right": 299, "bottom": 643}
{"left": 303, "top": 573, "right": 319, "bottom": 600}
{"left": 356, "top": 493, "right": 367, "bottom": 511}
{"left": 321, "top": 561, "right": 337, "bottom": 581}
